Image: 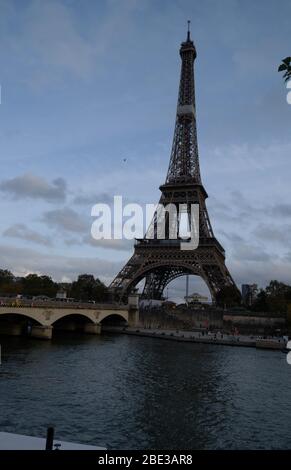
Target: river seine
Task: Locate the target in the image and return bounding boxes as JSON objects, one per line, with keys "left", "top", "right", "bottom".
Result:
{"left": 0, "top": 333, "right": 291, "bottom": 450}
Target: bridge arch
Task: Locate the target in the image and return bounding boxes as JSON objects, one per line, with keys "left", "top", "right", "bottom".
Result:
{"left": 50, "top": 311, "right": 97, "bottom": 325}
{"left": 98, "top": 311, "right": 128, "bottom": 324}
{"left": 0, "top": 311, "right": 45, "bottom": 326}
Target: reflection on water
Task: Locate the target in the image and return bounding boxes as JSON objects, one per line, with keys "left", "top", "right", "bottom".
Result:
{"left": 0, "top": 333, "right": 291, "bottom": 450}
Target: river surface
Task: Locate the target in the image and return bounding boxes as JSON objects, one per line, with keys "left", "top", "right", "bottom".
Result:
{"left": 0, "top": 333, "right": 291, "bottom": 450}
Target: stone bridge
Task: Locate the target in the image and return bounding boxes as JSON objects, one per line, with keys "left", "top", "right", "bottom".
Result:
{"left": 0, "top": 295, "right": 139, "bottom": 339}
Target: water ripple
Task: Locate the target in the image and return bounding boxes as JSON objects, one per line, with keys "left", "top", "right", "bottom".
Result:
{"left": 0, "top": 334, "right": 291, "bottom": 449}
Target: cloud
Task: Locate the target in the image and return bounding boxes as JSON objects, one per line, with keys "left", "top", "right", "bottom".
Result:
{"left": 217, "top": 230, "right": 244, "bottom": 243}
{"left": 253, "top": 223, "right": 291, "bottom": 245}
{"left": 73, "top": 192, "right": 112, "bottom": 206}
{"left": 64, "top": 234, "right": 133, "bottom": 252}
{"left": 270, "top": 204, "right": 291, "bottom": 218}
{"left": 229, "top": 256, "right": 291, "bottom": 289}
{"left": 5, "top": 1, "right": 99, "bottom": 85}
{"left": 232, "top": 243, "right": 271, "bottom": 263}
{"left": 0, "top": 0, "right": 139, "bottom": 88}
{"left": 0, "top": 174, "right": 66, "bottom": 202}
{"left": 83, "top": 235, "right": 133, "bottom": 252}
{"left": 0, "top": 244, "right": 123, "bottom": 285}
{"left": 3, "top": 223, "right": 52, "bottom": 247}
{"left": 42, "top": 207, "right": 88, "bottom": 233}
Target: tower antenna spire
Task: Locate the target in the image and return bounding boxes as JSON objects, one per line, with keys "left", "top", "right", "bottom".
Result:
{"left": 187, "top": 20, "right": 191, "bottom": 41}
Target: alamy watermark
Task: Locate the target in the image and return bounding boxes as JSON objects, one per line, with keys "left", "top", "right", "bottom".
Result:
{"left": 287, "top": 340, "right": 291, "bottom": 365}
{"left": 286, "top": 80, "right": 291, "bottom": 105}
{"left": 91, "top": 196, "right": 199, "bottom": 251}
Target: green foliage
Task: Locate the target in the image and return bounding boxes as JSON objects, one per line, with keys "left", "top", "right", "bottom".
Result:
{"left": 70, "top": 274, "right": 108, "bottom": 302}
{"left": 278, "top": 57, "right": 291, "bottom": 82}
{"left": 251, "top": 289, "right": 269, "bottom": 312}
{"left": 0, "top": 269, "right": 108, "bottom": 301}
{"left": 251, "top": 280, "right": 291, "bottom": 313}
{"left": 22, "top": 274, "right": 58, "bottom": 297}
{"left": 216, "top": 285, "right": 241, "bottom": 308}
{"left": 0, "top": 269, "right": 14, "bottom": 286}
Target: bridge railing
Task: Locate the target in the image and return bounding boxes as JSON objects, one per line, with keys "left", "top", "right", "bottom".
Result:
{"left": 0, "top": 298, "right": 127, "bottom": 310}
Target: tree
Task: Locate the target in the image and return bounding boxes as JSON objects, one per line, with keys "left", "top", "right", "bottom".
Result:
{"left": 251, "top": 289, "right": 269, "bottom": 312}
{"left": 0, "top": 269, "right": 18, "bottom": 295}
{"left": 70, "top": 274, "right": 108, "bottom": 302}
{"left": 0, "top": 269, "right": 109, "bottom": 301}
{"left": 251, "top": 280, "right": 291, "bottom": 314}
{"left": 216, "top": 286, "right": 241, "bottom": 308}
{"left": 266, "top": 280, "right": 285, "bottom": 295}
{"left": 278, "top": 57, "right": 291, "bottom": 82}
{"left": 265, "top": 280, "right": 290, "bottom": 313}
{"left": 0, "top": 269, "right": 14, "bottom": 286}
{"left": 22, "top": 274, "right": 58, "bottom": 297}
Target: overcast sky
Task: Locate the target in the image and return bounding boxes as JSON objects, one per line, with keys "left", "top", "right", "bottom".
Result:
{"left": 0, "top": 0, "right": 290, "bottom": 298}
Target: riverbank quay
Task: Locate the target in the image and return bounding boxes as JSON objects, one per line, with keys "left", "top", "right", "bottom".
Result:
{"left": 0, "top": 432, "right": 106, "bottom": 450}
{"left": 102, "top": 326, "right": 287, "bottom": 350}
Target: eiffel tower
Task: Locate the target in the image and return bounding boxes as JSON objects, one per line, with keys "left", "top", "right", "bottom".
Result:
{"left": 110, "top": 24, "right": 237, "bottom": 302}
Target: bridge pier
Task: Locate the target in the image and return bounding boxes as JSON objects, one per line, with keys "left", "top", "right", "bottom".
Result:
{"left": 30, "top": 325, "right": 53, "bottom": 340}
{"left": 0, "top": 323, "right": 23, "bottom": 337}
{"left": 83, "top": 323, "right": 101, "bottom": 335}
{"left": 128, "top": 294, "right": 140, "bottom": 327}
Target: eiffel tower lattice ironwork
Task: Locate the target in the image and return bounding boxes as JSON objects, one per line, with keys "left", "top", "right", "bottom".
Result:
{"left": 110, "top": 25, "right": 237, "bottom": 301}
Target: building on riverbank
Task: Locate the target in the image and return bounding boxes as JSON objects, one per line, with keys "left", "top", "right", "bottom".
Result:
{"left": 223, "top": 308, "right": 286, "bottom": 335}
{"left": 140, "top": 303, "right": 287, "bottom": 335}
